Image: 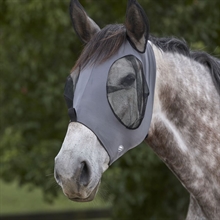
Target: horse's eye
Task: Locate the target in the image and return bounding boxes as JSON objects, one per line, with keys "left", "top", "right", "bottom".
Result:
{"left": 120, "top": 74, "right": 135, "bottom": 87}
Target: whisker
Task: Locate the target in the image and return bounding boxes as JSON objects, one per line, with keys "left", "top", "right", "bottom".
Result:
{"left": 46, "top": 173, "right": 54, "bottom": 177}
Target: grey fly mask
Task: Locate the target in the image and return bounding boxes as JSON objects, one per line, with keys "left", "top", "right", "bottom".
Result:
{"left": 64, "top": 40, "right": 156, "bottom": 164}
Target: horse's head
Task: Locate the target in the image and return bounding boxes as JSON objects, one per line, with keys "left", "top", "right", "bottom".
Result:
{"left": 54, "top": 0, "right": 154, "bottom": 202}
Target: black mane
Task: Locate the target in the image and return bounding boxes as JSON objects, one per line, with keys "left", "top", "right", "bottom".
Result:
{"left": 72, "top": 24, "right": 220, "bottom": 95}
{"left": 72, "top": 24, "right": 126, "bottom": 71}
{"left": 149, "top": 36, "right": 190, "bottom": 56}
{"left": 149, "top": 35, "right": 220, "bottom": 95}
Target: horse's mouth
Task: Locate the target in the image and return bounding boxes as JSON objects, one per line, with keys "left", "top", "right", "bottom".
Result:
{"left": 68, "top": 181, "right": 100, "bottom": 202}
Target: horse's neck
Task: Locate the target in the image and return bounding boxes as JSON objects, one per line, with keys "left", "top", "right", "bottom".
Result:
{"left": 146, "top": 45, "right": 220, "bottom": 218}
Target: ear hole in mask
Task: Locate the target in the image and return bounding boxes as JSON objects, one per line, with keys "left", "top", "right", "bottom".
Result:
{"left": 107, "top": 55, "right": 149, "bottom": 129}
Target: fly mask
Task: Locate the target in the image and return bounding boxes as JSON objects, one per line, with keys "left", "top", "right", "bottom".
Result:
{"left": 64, "top": 40, "right": 156, "bottom": 164}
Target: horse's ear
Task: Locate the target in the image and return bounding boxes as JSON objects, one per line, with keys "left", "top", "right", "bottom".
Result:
{"left": 125, "top": 0, "right": 149, "bottom": 53}
{"left": 69, "top": 0, "right": 100, "bottom": 43}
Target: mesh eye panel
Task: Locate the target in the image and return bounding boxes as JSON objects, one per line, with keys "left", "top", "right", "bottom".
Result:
{"left": 64, "top": 75, "right": 74, "bottom": 109}
{"left": 64, "top": 68, "right": 80, "bottom": 109}
{"left": 107, "top": 55, "right": 149, "bottom": 129}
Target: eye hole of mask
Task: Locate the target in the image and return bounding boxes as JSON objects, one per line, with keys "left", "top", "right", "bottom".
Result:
{"left": 107, "top": 55, "right": 149, "bottom": 129}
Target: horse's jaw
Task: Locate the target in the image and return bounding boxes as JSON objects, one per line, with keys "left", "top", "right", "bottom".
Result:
{"left": 54, "top": 123, "right": 109, "bottom": 202}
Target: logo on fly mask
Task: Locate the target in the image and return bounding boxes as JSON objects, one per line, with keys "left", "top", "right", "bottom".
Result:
{"left": 107, "top": 55, "right": 149, "bottom": 129}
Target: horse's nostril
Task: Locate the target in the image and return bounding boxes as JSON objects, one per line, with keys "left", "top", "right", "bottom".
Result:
{"left": 79, "top": 161, "right": 90, "bottom": 186}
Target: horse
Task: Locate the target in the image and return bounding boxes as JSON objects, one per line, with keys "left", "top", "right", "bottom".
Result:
{"left": 54, "top": 0, "right": 220, "bottom": 219}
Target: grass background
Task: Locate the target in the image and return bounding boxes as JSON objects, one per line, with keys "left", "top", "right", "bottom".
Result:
{"left": 0, "top": 180, "right": 110, "bottom": 215}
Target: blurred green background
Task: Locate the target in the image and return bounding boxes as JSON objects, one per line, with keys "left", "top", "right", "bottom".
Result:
{"left": 0, "top": 0, "right": 219, "bottom": 219}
